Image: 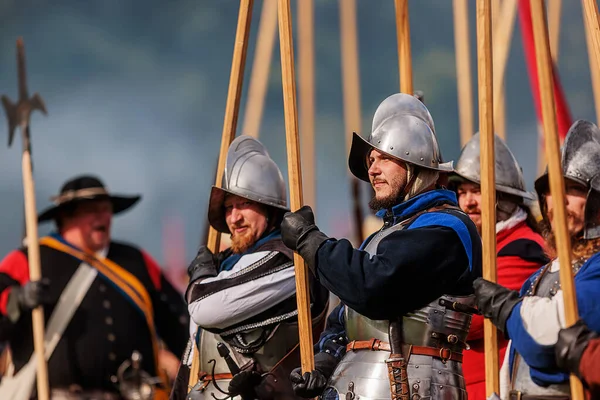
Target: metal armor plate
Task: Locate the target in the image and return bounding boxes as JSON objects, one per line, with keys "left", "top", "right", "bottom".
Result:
{"left": 324, "top": 212, "right": 473, "bottom": 399}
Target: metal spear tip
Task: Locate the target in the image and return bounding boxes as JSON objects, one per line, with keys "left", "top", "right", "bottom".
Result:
{"left": 1, "top": 37, "right": 48, "bottom": 148}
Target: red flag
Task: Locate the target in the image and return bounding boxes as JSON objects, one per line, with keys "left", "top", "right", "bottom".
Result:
{"left": 518, "top": 0, "right": 572, "bottom": 141}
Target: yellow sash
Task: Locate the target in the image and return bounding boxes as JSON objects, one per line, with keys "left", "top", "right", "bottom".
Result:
{"left": 39, "top": 236, "right": 169, "bottom": 399}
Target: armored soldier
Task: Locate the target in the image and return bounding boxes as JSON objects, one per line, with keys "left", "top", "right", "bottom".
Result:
{"left": 177, "top": 136, "right": 328, "bottom": 400}
{"left": 474, "top": 120, "right": 600, "bottom": 399}
{"left": 282, "top": 93, "right": 482, "bottom": 399}
{"left": 449, "top": 133, "right": 548, "bottom": 399}
{"left": 0, "top": 175, "right": 190, "bottom": 399}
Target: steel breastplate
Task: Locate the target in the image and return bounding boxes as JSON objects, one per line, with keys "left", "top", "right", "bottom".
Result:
{"left": 324, "top": 213, "right": 473, "bottom": 399}
{"left": 194, "top": 322, "right": 302, "bottom": 399}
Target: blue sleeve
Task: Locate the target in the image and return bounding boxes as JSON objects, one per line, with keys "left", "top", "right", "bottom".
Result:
{"left": 506, "top": 255, "right": 600, "bottom": 386}
{"left": 314, "top": 212, "right": 481, "bottom": 320}
{"left": 315, "top": 303, "right": 348, "bottom": 361}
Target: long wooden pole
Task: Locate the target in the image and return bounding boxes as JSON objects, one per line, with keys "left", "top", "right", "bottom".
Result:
{"left": 395, "top": 0, "right": 413, "bottom": 94}
{"left": 339, "top": 0, "right": 364, "bottom": 246}
{"left": 278, "top": 0, "right": 315, "bottom": 373}
{"left": 190, "top": 0, "right": 254, "bottom": 389}
{"left": 583, "top": 0, "right": 600, "bottom": 123}
{"left": 241, "top": 0, "right": 277, "bottom": 138}
{"left": 548, "top": 0, "right": 562, "bottom": 62}
{"left": 530, "top": 0, "right": 584, "bottom": 398}
{"left": 453, "top": 0, "right": 474, "bottom": 147}
{"left": 22, "top": 136, "right": 49, "bottom": 400}
{"left": 298, "top": 0, "right": 316, "bottom": 210}
{"left": 476, "top": 0, "right": 500, "bottom": 396}
{"left": 492, "top": 0, "right": 518, "bottom": 140}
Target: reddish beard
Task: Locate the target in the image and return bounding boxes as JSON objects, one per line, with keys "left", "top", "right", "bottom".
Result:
{"left": 230, "top": 229, "right": 255, "bottom": 254}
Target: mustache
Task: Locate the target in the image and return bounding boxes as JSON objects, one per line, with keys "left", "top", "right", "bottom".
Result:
{"left": 372, "top": 178, "right": 387, "bottom": 185}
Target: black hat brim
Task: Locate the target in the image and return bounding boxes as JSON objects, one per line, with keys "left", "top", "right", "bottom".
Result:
{"left": 38, "top": 194, "right": 141, "bottom": 223}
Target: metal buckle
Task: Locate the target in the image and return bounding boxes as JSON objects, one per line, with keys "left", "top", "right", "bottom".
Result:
{"left": 439, "top": 348, "right": 451, "bottom": 363}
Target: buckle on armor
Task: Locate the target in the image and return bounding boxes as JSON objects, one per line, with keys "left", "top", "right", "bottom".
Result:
{"left": 508, "top": 390, "right": 523, "bottom": 400}
{"left": 439, "top": 348, "right": 452, "bottom": 364}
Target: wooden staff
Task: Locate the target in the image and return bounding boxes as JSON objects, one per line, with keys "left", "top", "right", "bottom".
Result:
{"left": 530, "top": 0, "right": 585, "bottom": 398}
{"left": 395, "top": 0, "right": 413, "bottom": 94}
{"left": 278, "top": 0, "right": 315, "bottom": 373}
{"left": 453, "top": 0, "right": 475, "bottom": 147}
{"left": 190, "top": 0, "right": 254, "bottom": 389}
{"left": 476, "top": 0, "right": 500, "bottom": 396}
{"left": 1, "top": 37, "right": 50, "bottom": 400}
{"left": 298, "top": 0, "right": 316, "bottom": 210}
{"left": 548, "top": 0, "right": 562, "bottom": 62}
{"left": 492, "top": 0, "right": 518, "bottom": 140}
{"left": 241, "top": 0, "right": 277, "bottom": 139}
{"left": 583, "top": 0, "right": 600, "bottom": 123}
{"left": 340, "top": 0, "right": 364, "bottom": 245}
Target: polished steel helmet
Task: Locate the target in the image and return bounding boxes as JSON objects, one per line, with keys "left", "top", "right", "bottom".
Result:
{"left": 450, "top": 132, "right": 534, "bottom": 200}
{"left": 208, "top": 135, "right": 289, "bottom": 233}
{"left": 535, "top": 120, "right": 600, "bottom": 239}
{"left": 348, "top": 93, "right": 453, "bottom": 182}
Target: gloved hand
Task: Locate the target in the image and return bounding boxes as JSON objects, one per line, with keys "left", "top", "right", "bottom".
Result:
{"left": 555, "top": 319, "right": 598, "bottom": 378}
{"left": 289, "top": 351, "right": 337, "bottom": 398}
{"left": 473, "top": 278, "right": 521, "bottom": 335}
{"left": 281, "top": 205, "right": 330, "bottom": 273}
{"left": 6, "top": 278, "right": 52, "bottom": 323}
{"left": 187, "top": 246, "right": 217, "bottom": 283}
{"left": 227, "top": 370, "right": 263, "bottom": 400}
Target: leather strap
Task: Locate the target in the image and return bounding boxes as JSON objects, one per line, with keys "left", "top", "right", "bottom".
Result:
{"left": 346, "top": 339, "right": 463, "bottom": 363}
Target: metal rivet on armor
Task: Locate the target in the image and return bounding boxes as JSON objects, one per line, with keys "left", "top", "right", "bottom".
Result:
{"left": 108, "top": 352, "right": 116, "bottom": 361}
{"left": 439, "top": 385, "right": 443, "bottom": 389}
{"left": 339, "top": 337, "right": 344, "bottom": 341}
{"left": 103, "top": 300, "right": 111, "bottom": 309}
{"left": 105, "top": 317, "right": 113, "bottom": 325}
{"left": 325, "top": 349, "right": 330, "bottom": 354}
{"left": 390, "top": 146, "right": 394, "bottom": 150}
{"left": 438, "top": 370, "right": 442, "bottom": 374}
{"left": 412, "top": 383, "right": 419, "bottom": 390}
{"left": 108, "top": 333, "right": 116, "bottom": 342}
{"left": 333, "top": 339, "right": 337, "bottom": 343}
{"left": 406, "top": 151, "right": 410, "bottom": 155}
{"left": 433, "top": 310, "right": 438, "bottom": 313}
{"left": 420, "top": 157, "right": 424, "bottom": 161}
{"left": 431, "top": 332, "right": 438, "bottom": 338}
{"left": 416, "top": 380, "right": 420, "bottom": 383}
{"left": 377, "top": 140, "right": 381, "bottom": 144}
{"left": 415, "top": 365, "right": 419, "bottom": 368}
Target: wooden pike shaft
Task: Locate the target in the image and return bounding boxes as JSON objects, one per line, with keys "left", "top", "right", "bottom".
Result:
{"left": 22, "top": 145, "right": 50, "bottom": 400}
{"left": 453, "top": 0, "right": 475, "bottom": 147}
{"left": 241, "top": 0, "right": 277, "bottom": 139}
{"left": 192, "top": 0, "right": 254, "bottom": 390}
{"left": 298, "top": 0, "right": 316, "bottom": 210}
{"left": 492, "top": 0, "right": 518, "bottom": 141}
{"left": 206, "top": 0, "right": 254, "bottom": 254}
{"left": 277, "top": 0, "right": 315, "bottom": 373}
{"left": 548, "top": 0, "right": 562, "bottom": 62}
{"left": 340, "top": 0, "right": 365, "bottom": 245}
{"left": 583, "top": 0, "right": 600, "bottom": 123}
{"left": 395, "top": 0, "right": 413, "bottom": 94}
{"left": 530, "top": 0, "right": 584, "bottom": 398}
{"left": 476, "top": 0, "right": 500, "bottom": 395}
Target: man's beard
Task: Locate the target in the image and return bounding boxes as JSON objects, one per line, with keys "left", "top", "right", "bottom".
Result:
{"left": 230, "top": 230, "right": 255, "bottom": 254}
{"left": 368, "top": 185, "right": 404, "bottom": 211}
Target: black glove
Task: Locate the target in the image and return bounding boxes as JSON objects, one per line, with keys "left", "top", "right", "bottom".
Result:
{"left": 227, "top": 370, "right": 263, "bottom": 399}
{"left": 555, "top": 319, "right": 598, "bottom": 378}
{"left": 473, "top": 277, "right": 521, "bottom": 335}
{"left": 187, "top": 246, "right": 217, "bottom": 283}
{"left": 289, "top": 351, "right": 338, "bottom": 397}
{"left": 281, "top": 206, "right": 330, "bottom": 273}
{"left": 6, "top": 279, "right": 51, "bottom": 323}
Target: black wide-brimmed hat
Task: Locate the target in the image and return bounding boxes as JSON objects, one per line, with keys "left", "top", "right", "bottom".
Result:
{"left": 38, "top": 175, "right": 141, "bottom": 223}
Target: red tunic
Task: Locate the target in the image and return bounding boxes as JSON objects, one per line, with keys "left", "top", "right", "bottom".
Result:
{"left": 464, "top": 220, "right": 548, "bottom": 399}
{"left": 580, "top": 337, "right": 600, "bottom": 399}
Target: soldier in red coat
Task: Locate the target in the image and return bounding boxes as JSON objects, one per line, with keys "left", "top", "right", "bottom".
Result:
{"left": 449, "top": 133, "right": 549, "bottom": 400}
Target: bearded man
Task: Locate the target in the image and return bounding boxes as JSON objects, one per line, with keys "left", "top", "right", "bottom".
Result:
{"left": 282, "top": 93, "right": 482, "bottom": 399}
{"left": 449, "top": 133, "right": 548, "bottom": 399}
{"left": 174, "top": 136, "right": 328, "bottom": 400}
{"left": 474, "top": 120, "right": 600, "bottom": 399}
